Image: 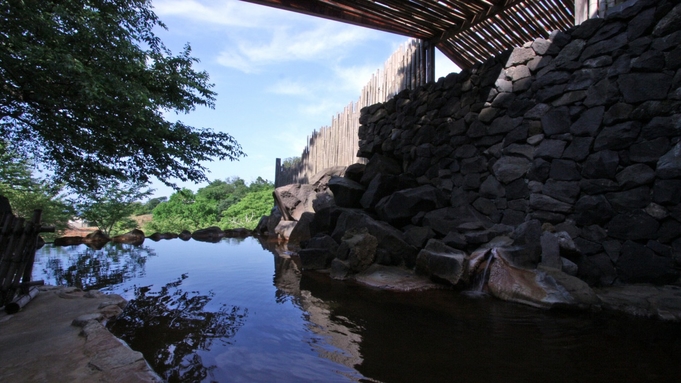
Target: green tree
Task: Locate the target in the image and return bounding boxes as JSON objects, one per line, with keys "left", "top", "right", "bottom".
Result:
{"left": 71, "top": 180, "right": 152, "bottom": 236}
{"left": 133, "top": 196, "right": 168, "bottom": 216}
{"left": 0, "top": 142, "right": 73, "bottom": 237}
{"left": 0, "top": 0, "right": 245, "bottom": 192}
{"left": 220, "top": 187, "right": 274, "bottom": 230}
{"left": 146, "top": 189, "right": 217, "bottom": 233}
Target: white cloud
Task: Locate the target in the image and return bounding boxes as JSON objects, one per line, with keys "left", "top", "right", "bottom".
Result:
{"left": 216, "top": 23, "right": 373, "bottom": 72}
{"left": 152, "top": 0, "right": 275, "bottom": 27}
{"left": 267, "top": 79, "right": 311, "bottom": 96}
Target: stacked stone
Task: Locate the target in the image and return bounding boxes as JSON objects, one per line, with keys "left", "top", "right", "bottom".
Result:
{"left": 353, "top": 0, "right": 681, "bottom": 286}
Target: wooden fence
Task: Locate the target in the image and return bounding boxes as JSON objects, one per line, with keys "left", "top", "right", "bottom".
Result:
{"left": 0, "top": 197, "right": 52, "bottom": 313}
{"left": 275, "top": 39, "right": 432, "bottom": 187}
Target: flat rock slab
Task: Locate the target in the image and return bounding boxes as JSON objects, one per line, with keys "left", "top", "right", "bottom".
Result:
{"left": 353, "top": 264, "right": 444, "bottom": 292}
{"left": 0, "top": 286, "right": 161, "bottom": 382}
{"left": 595, "top": 285, "right": 681, "bottom": 321}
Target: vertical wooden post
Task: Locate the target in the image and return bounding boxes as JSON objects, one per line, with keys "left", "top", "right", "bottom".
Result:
{"left": 275, "top": 158, "right": 281, "bottom": 187}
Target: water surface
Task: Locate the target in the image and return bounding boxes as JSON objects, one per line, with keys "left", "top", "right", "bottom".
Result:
{"left": 34, "top": 238, "right": 681, "bottom": 383}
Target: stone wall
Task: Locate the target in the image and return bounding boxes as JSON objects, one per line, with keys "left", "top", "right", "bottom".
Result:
{"left": 355, "top": 0, "right": 681, "bottom": 286}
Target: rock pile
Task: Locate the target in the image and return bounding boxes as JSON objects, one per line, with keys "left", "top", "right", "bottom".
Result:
{"left": 257, "top": 0, "right": 681, "bottom": 308}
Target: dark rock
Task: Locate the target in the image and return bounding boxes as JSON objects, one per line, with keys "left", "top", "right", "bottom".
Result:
{"left": 489, "top": 115, "right": 523, "bottom": 135}
{"left": 403, "top": 226, "right": 436, "bottom": 248}
{"left": 631, "top": 50, "right": 666, "bottom": 71}
{"left": 581, "top": 32, "right": 628, "bottom": 61}
{"left": 541, "top": 107, "right": 571, "bottom": 136}
{"left": 603, "top": 240, "right": 621, "bottom": 263}
{"left": 422, "top": 205, "right": 493, "bottom": 236}
{"left": 505, "top": 178, "right": 530, "bottom": 199}
{"left": 550, "top": 159, "right": 582, "bottom": 181}
{"left": 299, "top": 248, "right": 336, "bottom": 270}
{"left": 330, "top": 258, "right": 351, "bottom": 280}
{"left": 618, "top": 73, "right": 673, "bottom": 103}
{"left": 344, "top": 163, "right": 365, "bottom": 183}
{"left": 574, "top": 237, "right": 602, "bottom": 256}
{"left": 574, "top": 194, "right": 614, "bottom": 225}
{"left": 542, "top": 180, "right": 580, "bottom": 203}
{"left": 628, "top": 7, "right": 657, "bottom": 40}
{"left": 492, "top": 156, "right": 531, "bottom": 184}
{"left": 112, "top": 229, "right": 145, "bottom": 245}
{"left": 570, "top": 106, "right": 604, "bottom": 136}
{"left": 589, "top": 253, "right": 617, "bottom": 286}
{"left": 629, "top": 137, "right": 672, "bottom": 163}
{"left": 603, "top": 103, "right": 633, "bottom": 125}
{"left": 336, "top": 228, "right": 378, "bottom": 272}
{"left": 530, "top": 193, "right": 572, "bottom": 213}
{"left": 617, "top": 240, "right": 679, "bottom": 284}
{"left": 642, "top": 115, "right": 681, "bottom": 139}
{"left": 179, "top": 230, "right": 192, "bottom": 241}
{"left": 652, "top": 3, "right": 681, "bottom": 37}
{"left": 607, "top": 211, "right": 660, "bottom": 240}
{"left": 528, "top": 158, "right": 551, "bottom": 182}
{"left": 573, "top": 18, "right": 605, "bottom": 40}
{"left": 375, "top": 185, "right": 446, "bottom": 227}
{"left": 657, "top": 142, "right": 681, "bottom": 179}
{"left": 480, "top": 176, "right": 505, "bottom": 198}
{"left": 658, "top": 219, "right": 681, "bottom": 243}
{"left": 415, "top": 239, "right": 466, "bottom": 285}
{"left": 582, "top": 150, "right": 619, "bottom": 179}
{"left": 503, "top": 144, "right": 534, "bottom": 159}
{"left": 606, "top": 186, "right": 652, "bottom": 211}
{"left": 562, "top": 136, "right": 593, "bottom": 161}
{"left": 653, "top": 179, "right": 681, "bottom": 205}
{"left": 192, "top": 227, "right": 224, "bottom": 243}
{"left": 647, "top": 240, "right": 672, "bottom": 258}
{"left": 615, "top": 164, "right": 655, "bottom": 189}
{"left": 360, "top": 153, "right": 402, "bottom": 185}
{"left": 442, "top": 231, "right": 467, "bottom": 249}
{"left": 328, "top": 176, "right": 365, "bottom": 208}
{"left": 540, "top": 231, "right": 562, "bottom": 269}
{"left": 593, "top": 122, "right": 642, "bottom": 151}
{"left": 507, "top": 219, "right": 543, "bottom": 268}
{"left": 579, "top": 178, "right": 620, "bottom": 194}
{"left": 360, "top": 173, "right": 398, "bottom": 210}
{"left": 332, "top": 210, "right": 418, "bottom": 268}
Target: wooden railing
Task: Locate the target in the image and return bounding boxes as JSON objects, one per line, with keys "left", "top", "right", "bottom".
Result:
{"left": 0, "top": 197, "right": 52, "bottom": 312}
{"left": 275, "top": 39, "right": 432, "bottom": 187}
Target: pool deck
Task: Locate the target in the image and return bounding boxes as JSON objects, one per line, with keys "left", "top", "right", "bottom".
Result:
{"left": 0, "top": 286, "right": 161, "bottom": 382}
{"left": 1, "top": 282, "right": 681, "bottom": 382}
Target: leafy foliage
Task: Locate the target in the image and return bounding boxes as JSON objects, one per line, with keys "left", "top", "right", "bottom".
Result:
{"left": 0, "top": 142, "right": 73, "bottom": 238}
{"left": 0, "top": 0, "right": 245, "bottom": 192}
{"left": 132, "top": 196, "right": 167, "bottom": 216}
{"left": 70, "top": 180, "right": 152, "bottom": 236}
{"left": 146, "top": 177, "right": 274, "bottom": 233}
{"left": 220, "top": 188, "right": 274, "bottom": 230}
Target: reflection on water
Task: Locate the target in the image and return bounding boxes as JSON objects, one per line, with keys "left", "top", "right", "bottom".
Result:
{"left": 36, "top": 243, "right": 155, "bottom": 290}
{"left": 34, "top": 239, "right": 681, "bottom": 383}
{"left": 108, "top": 275, "right": 248, "bottom": 382}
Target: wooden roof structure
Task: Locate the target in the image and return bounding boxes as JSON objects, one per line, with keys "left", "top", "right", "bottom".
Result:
{"left": 240, "top": 0, "right": 576, "bottom": 69}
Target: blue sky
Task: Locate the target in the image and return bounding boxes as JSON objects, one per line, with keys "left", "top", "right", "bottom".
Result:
{"left": 149, "top": 0, "right": 460, "bottom": 198}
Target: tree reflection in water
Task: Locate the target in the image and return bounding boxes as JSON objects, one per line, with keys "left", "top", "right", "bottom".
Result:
{"left": 39, "top": 243, "right": 155, "bottom": 290}
{"left": 108, "top": 275, "right": 248, "bottom": 383}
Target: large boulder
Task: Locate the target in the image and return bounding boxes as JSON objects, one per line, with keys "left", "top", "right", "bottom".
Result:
{"left": 375, "top": 185, "right": 447, "bottom": 227}
{"left": 486, "top": 250, "right": 600, "bottom": 309}
{"left": 111, "top": 229, "right": 145, "bottom": 245}
{"left": 332, "top": 210, "right": 418, "bottom": 267}
{"left": 415, "top": 239, "right": 466, "bottom": 285}
{"left": 336, "top": 227, "right": 378, "bottom": 272}
{"left": 191, "top": 226, "right": 225, "bottom": 243}
{"left": 327, "top": 176, "right": 365, "bottom": 208}
{"left": 273, "top": 184, "right": 318, "bottom": 221}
